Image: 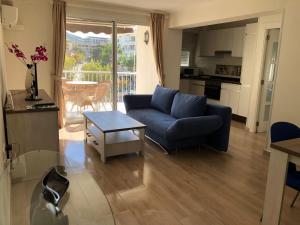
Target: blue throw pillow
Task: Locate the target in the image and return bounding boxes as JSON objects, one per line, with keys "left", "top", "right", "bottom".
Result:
{"left": 151, "top": 85, "right": 178, "bottom": 114}
{"left": 171, "top": 92, "right": 207, "bottom": 118}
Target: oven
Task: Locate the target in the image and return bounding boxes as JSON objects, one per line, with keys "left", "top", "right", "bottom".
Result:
{"left": 204, "top": 80, "right": 221, "bottom": 100}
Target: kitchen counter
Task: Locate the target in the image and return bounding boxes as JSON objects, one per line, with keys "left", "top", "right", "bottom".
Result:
{"left": 180, "top": 75, "right": 241, "bottom": 85}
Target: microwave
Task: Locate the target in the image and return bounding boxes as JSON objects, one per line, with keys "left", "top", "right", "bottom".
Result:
{"left": 182, "top": 68, "right": 200, "bottom": 77}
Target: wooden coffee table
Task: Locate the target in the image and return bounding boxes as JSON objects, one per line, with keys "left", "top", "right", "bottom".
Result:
{"left": 83, "top": 111, "right": 146, "bottom": 163}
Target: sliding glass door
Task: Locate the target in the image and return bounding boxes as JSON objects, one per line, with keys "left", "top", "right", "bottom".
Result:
{"left": 62, "top": 19, "right": 157, "bottom": 126}
{"left": 116, "top": 24, "right": 136, "bottom": 112}
{"left": 63, "top": 20, "right": 114, "bottom": 125}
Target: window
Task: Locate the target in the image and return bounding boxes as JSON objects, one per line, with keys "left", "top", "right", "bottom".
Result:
{"left": 181, "top": 50, "right": 190, "bottom": 66}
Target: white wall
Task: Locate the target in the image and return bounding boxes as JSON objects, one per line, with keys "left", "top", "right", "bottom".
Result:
{"left": 0, "top": 5, "right": 7, "bottom": 174}
{"left": 169, "top": 0, "right": 284, "bottom": 28}
{"left": 4, "top": 0, "right": 53, "bottom": 95}
{"left": 247, "top": 14, "right": 283, "bottom": 132}
{"left": 163, "top": 19, "right": 182, "bottom": 89}
{"left": 270, "top": 0, "right": 300, "bottom": 126}
{"left": 0, "top": 4, "right": 11, "bottom": 224}
{"left": 136, "top": 26, "right": 158, "bottom": 94}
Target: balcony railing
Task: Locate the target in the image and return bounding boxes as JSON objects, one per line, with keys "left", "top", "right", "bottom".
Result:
{"left": 63, "top": 70, "right": 136, "bottom": 103}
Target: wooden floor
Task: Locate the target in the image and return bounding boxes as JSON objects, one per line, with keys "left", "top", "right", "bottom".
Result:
{"left": 60, "top": 121, "right": 300, "bottom": 225}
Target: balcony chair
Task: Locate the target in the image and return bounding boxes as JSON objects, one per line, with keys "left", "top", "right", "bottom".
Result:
{"left": 92, "top": 81, "right": 111, "bottom": 111}
{"left": 271, "top": 122, "right": 300, "bottom": 207}
{"left": 76, "top": 87, "right": 97, "bottom": 112}
{"left": 62, "top": 79, "right": 77, "bottom": 111}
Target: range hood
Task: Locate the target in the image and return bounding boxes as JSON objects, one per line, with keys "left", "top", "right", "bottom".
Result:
{"left": 214, "top": 50, "right": 232, "bottom": 56}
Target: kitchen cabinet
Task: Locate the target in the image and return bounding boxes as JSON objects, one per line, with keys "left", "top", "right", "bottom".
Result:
{"left": 216, "top": 29, "right": 233, "bottom": 52}
{"left": 198, "top": 27, "right": 245, "bottom": 57}
{"left": 232, "top": 27, "right": 245, "bottom": 57}
{"left": 220, "top": 83, "right": 241, "bottom": 115}
{"left": 238, "top": 85, "right": 251, "bottom": 117}
{"left": 180, "top": 79, "right": 190, "bottom": 93}
{"left": 198, "top": 31, "right": 215, "bottom": 57}
{"left": 189, "top": 80, "right": 205, "bottom": 96}
{"left": 179, "top": 79, "right": 205, "bottom": 96}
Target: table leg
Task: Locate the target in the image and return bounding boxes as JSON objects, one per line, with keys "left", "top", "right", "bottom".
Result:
{"left": 100, "top": 132, "right": 106, "bottom": 163}
{"left": 138, "top": 128, "right": 145, "bottom": 156}
{"left": 262, "top": 148, "right": 289, "bottom": 225}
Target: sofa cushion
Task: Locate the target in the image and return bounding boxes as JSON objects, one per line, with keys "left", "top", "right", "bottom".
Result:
{"left": 150, "top": 85, "right": 178, "bottom": 114}
{"left": 127, "top": 109, "right": 176, "bottom": 137}
{"left": 171, "top": 93, "right": 207, "bottom": 119}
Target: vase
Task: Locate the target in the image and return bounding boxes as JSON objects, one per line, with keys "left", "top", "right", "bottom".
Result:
{"left": 25, "top": 63, "right": 40, "bottom": 101}
{"left": 25, "top": 64, "right": 33, "bottom": 95}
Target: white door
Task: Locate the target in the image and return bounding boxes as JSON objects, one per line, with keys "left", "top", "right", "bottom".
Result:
{"left": 239, "top": 23, "right": 258, "bottom": 118}
{"left": 257, "top": 29, "right": 280, "bottom": 132}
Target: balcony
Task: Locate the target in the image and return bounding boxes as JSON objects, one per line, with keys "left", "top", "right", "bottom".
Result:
{"left": 62, "top": 70, "right": 136, "bottom": 125}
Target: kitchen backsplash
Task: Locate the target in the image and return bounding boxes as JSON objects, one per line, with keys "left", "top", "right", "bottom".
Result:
{"left": 195, "top": 56, "right": 243, "bottom": 75}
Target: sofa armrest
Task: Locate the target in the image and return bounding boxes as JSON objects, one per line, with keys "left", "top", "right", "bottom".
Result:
{"left": 205, "top": 104, "right": 232, "bottom": 151}
{"left": 123, "top": 94, "right": 152, "bottom": 112}
{"left": 166, "top": 115, "right": 223, "bottom": 141}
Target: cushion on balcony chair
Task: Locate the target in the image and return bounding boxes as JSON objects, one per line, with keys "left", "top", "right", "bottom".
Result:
{"left": 150, "top": 85, "right": 178, "bottom": 114}
{"left": 171, "top": 92, "right": 207, "bottom": 119}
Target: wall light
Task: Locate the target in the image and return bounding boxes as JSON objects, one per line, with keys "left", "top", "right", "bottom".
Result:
{"left": 144, "top": 30, "right": 149, "bottom": 45}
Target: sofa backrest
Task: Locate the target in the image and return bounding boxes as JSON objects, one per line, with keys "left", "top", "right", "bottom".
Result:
{"left": 171, "top": 92, "right": 207, "bottom": 118}
{"left": 151, "top": 85, "right": 178, "bottom": 114}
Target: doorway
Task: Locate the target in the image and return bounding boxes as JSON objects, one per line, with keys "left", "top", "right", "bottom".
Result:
{"left": 257, "top": 28, "right": 280, "bottom": 133}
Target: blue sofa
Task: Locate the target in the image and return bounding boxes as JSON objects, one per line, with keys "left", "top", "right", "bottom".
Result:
{"left": 124, "top": 85, "right": 232, "bottom": 152}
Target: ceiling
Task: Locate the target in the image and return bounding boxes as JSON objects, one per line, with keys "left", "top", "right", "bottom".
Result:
{"left": 83, "top": 0, "right": 210, "bottom": 12}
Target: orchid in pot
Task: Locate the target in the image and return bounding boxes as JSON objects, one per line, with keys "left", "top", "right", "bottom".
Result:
{"left": 7, "top": 44, "right": 48, "bottom": 100}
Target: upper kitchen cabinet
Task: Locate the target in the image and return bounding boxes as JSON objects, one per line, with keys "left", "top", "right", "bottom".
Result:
{"left": 198, "top": 27, "right": 245, "bottom": 57}
{"left": 231, "top": 27, "right": 246, "bottom": 57}
{"left": 181, "top": 32, "right": 198, "bottom": 66}
{"left": 215, "top": 29, "right": 233, "bottom": 52}
{"left": 198, "top": 31, "right": 215, "bottom": 57}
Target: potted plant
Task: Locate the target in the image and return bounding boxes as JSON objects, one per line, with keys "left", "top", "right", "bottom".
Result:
{"left": 7, "top": 44, "right": 48, "bottom": 101}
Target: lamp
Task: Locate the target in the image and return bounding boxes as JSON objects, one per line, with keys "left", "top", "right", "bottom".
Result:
{"left": 144, "top": 30, "right": 149, "bottom": 45}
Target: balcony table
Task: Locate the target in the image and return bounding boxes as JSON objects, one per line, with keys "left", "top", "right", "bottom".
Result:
{"left": 65, "top": 81, "right": 98, "bottom": 86}
{"left": 65, "top": 81, "right": 98, "bottom": 93}
{"left": 262, "top": 138, "right": 300, "bottom": 225}
{"left": 65, "top": 81, "right": 98, "bottom": 110}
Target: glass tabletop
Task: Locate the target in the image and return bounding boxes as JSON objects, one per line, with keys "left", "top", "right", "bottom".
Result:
{"left": 9, "top": 150, "right": 115, "bottom": 225}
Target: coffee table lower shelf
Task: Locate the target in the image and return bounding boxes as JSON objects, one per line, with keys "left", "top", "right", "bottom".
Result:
{"left": 86, "top": 125, "right": 145, "bottom": 163}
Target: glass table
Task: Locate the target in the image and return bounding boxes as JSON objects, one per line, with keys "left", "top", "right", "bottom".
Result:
{"left": 8, "top": 150, "right": 115, "bottom": 225}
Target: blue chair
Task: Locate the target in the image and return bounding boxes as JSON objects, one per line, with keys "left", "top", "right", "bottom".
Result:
{"left": 271, "top": 122, "right": 300, "bottom": 207}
